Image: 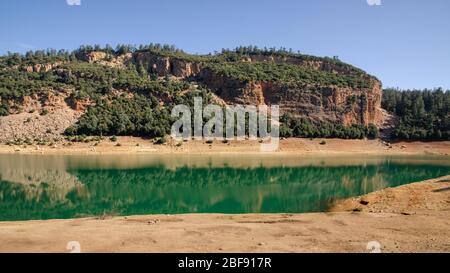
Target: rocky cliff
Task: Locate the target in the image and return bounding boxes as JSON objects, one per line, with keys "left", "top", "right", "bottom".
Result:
{"left": 133, "top": 52, "right": 202, "bottom": 78}
{"left": 129, "top": 51, "right": 383, "bottom": 126}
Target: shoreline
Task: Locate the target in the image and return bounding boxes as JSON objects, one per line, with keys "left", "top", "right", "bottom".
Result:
{"left": 0, "top": 175, "right": 449, "bottom": 253}
{"left": 1, "top": 137, "right": 450, "bottom": 156}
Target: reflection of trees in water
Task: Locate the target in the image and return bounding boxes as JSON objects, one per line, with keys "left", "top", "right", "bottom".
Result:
{"left": 0, "top": 169, "right": 85, "bottom": 201}
{"left": 0, "top": 164, "right": 449, "bottom": 221}
{"left": 0, "top": 169, "right": 88, "bottom": 220}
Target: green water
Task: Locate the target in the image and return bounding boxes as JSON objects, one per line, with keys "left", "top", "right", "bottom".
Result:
{"left": 0, "top": 154, "right": 449, "bottom": 221}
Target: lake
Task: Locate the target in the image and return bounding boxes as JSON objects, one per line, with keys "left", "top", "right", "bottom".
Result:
{"left": 0, "top": 154, "right": 449, "bottom": 221}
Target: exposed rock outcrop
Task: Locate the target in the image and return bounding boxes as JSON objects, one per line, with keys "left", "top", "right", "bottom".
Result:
{"left": 74, "top": 52, "right": 132, "bottom": 68}
{"left": 133, "top": 52, "right": 201, "bottom": 77}
{"left": 76, "top": 51, "right": 107, "bottom": 63}
{"left": 198, "top": 72, "right": 382, "bottom": 126}
{"left": 171, "top": 58, "right": 202, "bottom": 78}
{"left": 21, "top": 62, "right": 64, "bottom": 73}
{"left": 129, "top": 51, "right": 384, "bottom": 126}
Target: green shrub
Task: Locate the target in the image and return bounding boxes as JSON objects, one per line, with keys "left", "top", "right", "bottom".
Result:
{"left": 40, "top": 109, "right": 49, "bottom": 116}
{"left": 155, "top": 136, "right": 166, "bottom": 145}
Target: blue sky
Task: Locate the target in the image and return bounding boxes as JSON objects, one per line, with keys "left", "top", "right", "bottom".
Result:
{"left": 1, "top": 0, "right": 449, "bottom": 89}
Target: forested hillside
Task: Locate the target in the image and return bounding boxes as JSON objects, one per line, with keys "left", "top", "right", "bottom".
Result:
{"left": 382, "top": 88, "right": 450, "bottom": 140}
{"left": 0, "top": 44, "right": 448, "bottom": 142}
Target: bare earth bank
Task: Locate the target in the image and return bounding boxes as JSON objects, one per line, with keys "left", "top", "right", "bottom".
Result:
{"left": 0, "top": 175, "right": 449, "bottom": 253}
{"left": 1, "top": 137, "right": 450, "bottom": 156}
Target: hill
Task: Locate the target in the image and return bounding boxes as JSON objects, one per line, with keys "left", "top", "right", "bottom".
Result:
{"left": 0, "top": 44, "right": 447, "bottom": 143}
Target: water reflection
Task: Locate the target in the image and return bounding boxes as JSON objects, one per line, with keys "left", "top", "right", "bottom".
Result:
{"left": 0, "top": 154, "right": 449, "bottom": 220}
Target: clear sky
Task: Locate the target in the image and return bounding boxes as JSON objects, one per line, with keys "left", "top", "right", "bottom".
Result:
{"left": 1, "top": 0, "right": 449, "bottom": 89}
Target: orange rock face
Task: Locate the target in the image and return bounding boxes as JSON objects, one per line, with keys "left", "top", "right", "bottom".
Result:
{"left": 131, "top": 52, "right": 383, "bottom": 127}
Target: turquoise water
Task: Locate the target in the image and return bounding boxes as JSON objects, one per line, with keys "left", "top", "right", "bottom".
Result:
{"left": 0, "top": 154, "right": 449, "bottom": 221}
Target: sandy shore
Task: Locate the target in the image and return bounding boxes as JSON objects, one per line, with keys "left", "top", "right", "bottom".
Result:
{"left": 0, "top": 175, "right": 449, "bottom": 253}
{"left": 1, "top": 137, "right": 450, "bottom": 156}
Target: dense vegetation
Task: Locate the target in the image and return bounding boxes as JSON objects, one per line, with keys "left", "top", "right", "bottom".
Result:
{"left": 382, "top": 88, "right": 450, "bottom": 140}
{"left": 205, "top": 62, "right": 372, "bottom": 89}
{"left": 280, "top": 114, "right": 378, "bottom": 139}
{"left": 65, "top": 89, "right": 211, "bottom": 138}
{"left": 219, "top": 46, "right": 371, "bottom": 79}
{"left": 65, "top": 94, "right": 170, "bottom": 137}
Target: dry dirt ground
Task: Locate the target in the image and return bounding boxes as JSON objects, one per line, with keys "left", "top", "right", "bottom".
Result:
{"left": 0, "top": 176, "right": 449, "bottom": 253}
{"left": 1, "top": 137, "right": 450, "bottom": 156}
